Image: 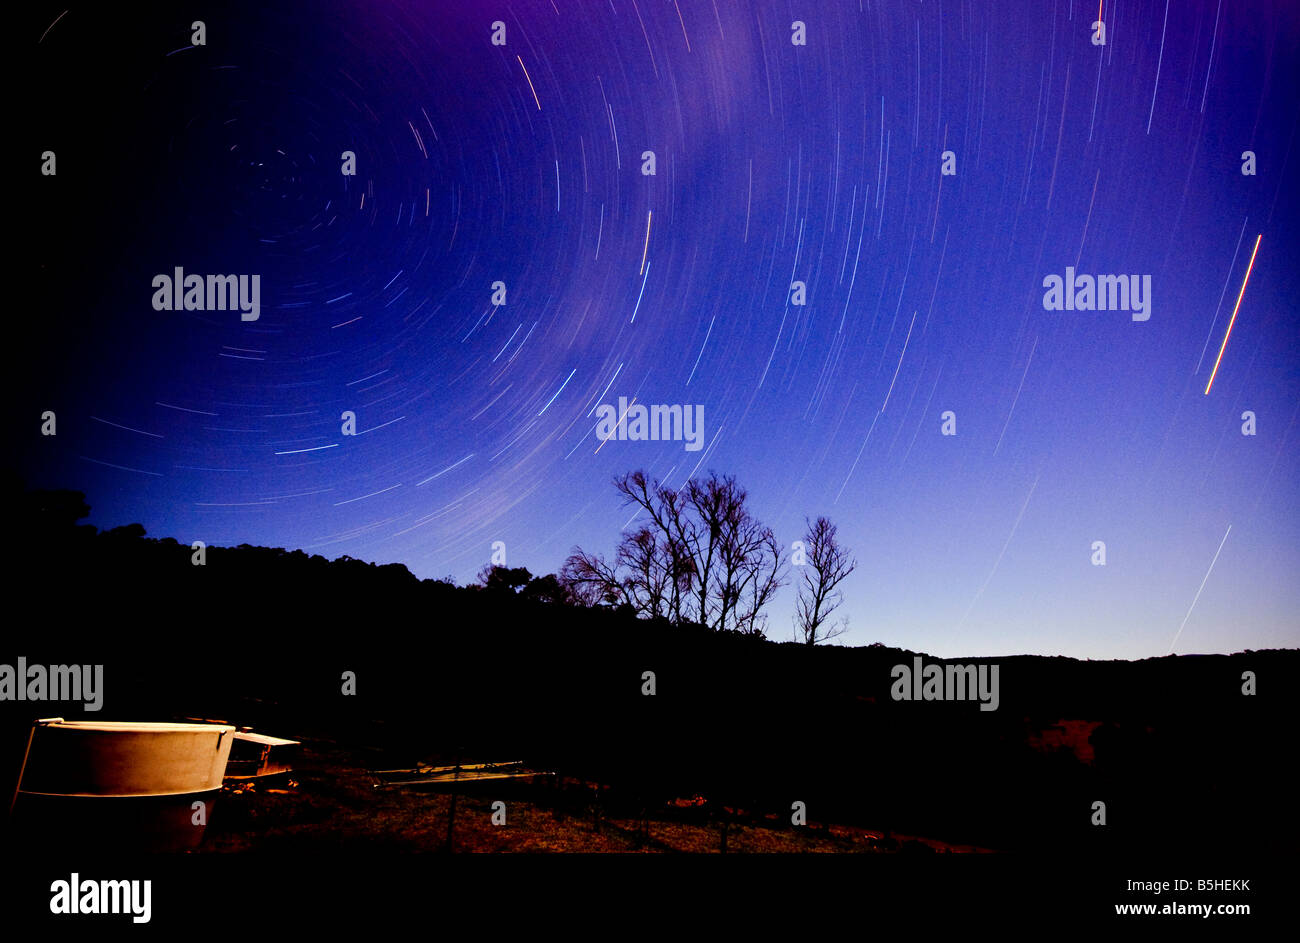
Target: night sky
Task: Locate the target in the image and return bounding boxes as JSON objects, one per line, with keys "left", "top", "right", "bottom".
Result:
{"left": 16, "top": 0, "right": 1299, "bottom": 659}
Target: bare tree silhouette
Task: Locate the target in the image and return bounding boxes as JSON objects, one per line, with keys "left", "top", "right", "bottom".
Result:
{"left": 561, "top": 470, "right": 786, "bottom": 634}
{"left": 794, "top": 516, "right": 856, "bottom": 645}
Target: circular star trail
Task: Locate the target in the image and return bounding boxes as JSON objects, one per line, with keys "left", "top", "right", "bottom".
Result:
{"left": 16, "top": 0, "right": 1300, "bottom": 658}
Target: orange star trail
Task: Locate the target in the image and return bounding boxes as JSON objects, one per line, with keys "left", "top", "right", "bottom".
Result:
{"left": 1204, "top": 233, "right": 1262, "bottom": 395}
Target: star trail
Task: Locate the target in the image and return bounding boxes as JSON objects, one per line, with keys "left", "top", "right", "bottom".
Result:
{"left": 16, "top": 0, "right": 1299, "bottom": 659}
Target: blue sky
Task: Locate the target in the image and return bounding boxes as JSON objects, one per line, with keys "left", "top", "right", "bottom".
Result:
{"left": 20, "top": 0, "right": 1299, "bottom": 659}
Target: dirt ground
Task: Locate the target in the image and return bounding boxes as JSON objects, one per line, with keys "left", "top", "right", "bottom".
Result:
{"left": 201, "top": 740, "right": 995, "bottom": 854}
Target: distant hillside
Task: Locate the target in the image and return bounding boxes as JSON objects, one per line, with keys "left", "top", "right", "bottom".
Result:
{"left": 4, "top": 477, "right": 1296, "bottom": 854}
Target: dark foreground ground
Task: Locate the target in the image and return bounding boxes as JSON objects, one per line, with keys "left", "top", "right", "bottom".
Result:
{"left": 203, "top": 738, "right": 994, "bottom": 854}
{"left": 4, "top": 480, "right": 1297, "bottom": 857}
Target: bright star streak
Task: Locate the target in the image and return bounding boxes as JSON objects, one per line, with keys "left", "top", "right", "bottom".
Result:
{"left": 517, "top": 56, "right": 541, "bottom": 110}
{"left": 538, "top": 368, "right": 577, "bottom": 416}
{"left": 1168, "top": 524, "right": 1232, "bottom": 654}
{"left": 1204, "top": 234, "right": 1261, "bottom": 395}
{"left": 640, "top": 210, "right": 652, "bottom": 275}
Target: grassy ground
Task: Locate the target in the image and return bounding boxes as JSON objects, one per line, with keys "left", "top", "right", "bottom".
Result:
{"left": 201, "top": 739, "right": 993, "bottom": 854}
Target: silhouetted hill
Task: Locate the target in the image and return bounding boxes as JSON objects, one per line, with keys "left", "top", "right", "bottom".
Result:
{"left": 3, "top": 476, "right": 1295, "bottom": 854}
